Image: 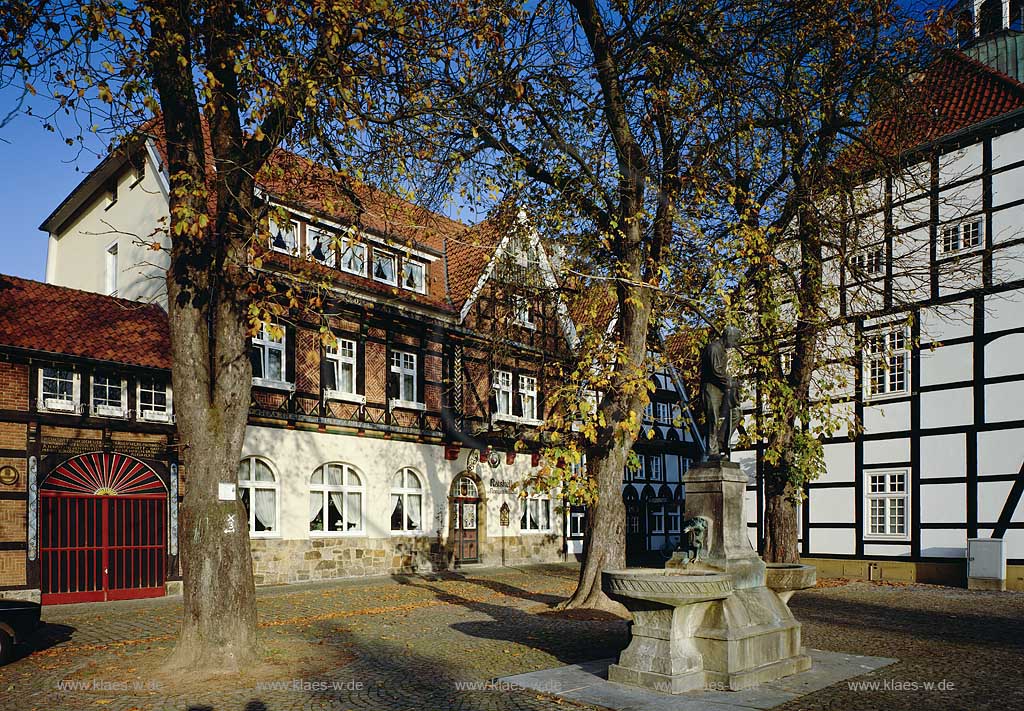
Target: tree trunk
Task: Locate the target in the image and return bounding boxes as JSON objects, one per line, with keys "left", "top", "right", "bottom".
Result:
{"left": 561, "top": 447, "right": 629, "bottom": 614}
{"left": 562, "top": 222, "right": 651, "bottom": 612}
{"left": 164, "top": 291, "right": 258, "bottom": 672}
{"left": 763, "top": 470, "right": 800, "bottom": 563}
{"left": 149, "top": 0, "right": 259, "bottom": 672}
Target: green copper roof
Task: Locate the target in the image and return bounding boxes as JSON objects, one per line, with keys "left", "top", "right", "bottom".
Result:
{"left": 964, "top": 29, "right": 1024, "bottom": 83}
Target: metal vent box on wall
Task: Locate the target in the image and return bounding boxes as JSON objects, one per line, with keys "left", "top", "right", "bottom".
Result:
{"left": 967, "top": 538, "right": 1006, "bottom": 590}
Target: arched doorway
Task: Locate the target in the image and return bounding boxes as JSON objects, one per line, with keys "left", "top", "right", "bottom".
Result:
{"left": 450, "top": 475, "right": 480, "bottom": 565}
{"left": 40, "top": 452, "right": 167, "bottom": 604}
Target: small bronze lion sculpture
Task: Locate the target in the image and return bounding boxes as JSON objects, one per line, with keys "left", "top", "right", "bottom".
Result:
{"left": 678, "top": 516, "right": 710, "bottom": 564}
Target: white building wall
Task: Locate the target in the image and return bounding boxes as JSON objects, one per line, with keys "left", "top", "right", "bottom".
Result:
{"left": 45, "top": 149, "right": 170, "bottom": 305}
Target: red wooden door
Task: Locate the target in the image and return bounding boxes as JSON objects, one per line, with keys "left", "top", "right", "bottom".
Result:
{"left": 41, "top": 453, "right": 167, "bottom": 605}
{"left": 451, "top": 476, "right": 480, "bottom": 565}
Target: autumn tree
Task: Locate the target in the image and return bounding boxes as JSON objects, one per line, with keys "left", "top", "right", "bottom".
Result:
{"left": 334, "top": 0, "right": 757, "bottom": 610}
{"left": 687, "top": 1, "right": 959, "bottom": 562}
{"left": 8, "top": 0, "right": 425, "bottom": 671}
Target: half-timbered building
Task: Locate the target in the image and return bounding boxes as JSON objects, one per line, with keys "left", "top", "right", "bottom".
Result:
{"left": 24, "top": 117, "right": 697, "bottom": 600}
{"left": 732, "top": 5, "right": 1024, "bottom": 590}
{"left": 0, "top": 275, "right": 177, "bottom": 604}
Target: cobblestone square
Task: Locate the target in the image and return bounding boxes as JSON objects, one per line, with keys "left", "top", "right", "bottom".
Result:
{"left": 0, "top": 565, "right": 1021, "bottom": 711}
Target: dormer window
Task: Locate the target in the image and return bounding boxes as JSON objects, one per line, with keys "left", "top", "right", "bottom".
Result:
{"left": 39, "top": 367, "right": 79, "bottom": 413}
{"left": 341, "top": 239, "right": 367, "bottom": 276}
{"left": 373, "top": 251, "right": 397, "bottom": 285}
{"left": 270, "top": 218, "right": 298, "bottom": 254}
{"left": 91, "top": 373, "right": 127, "bottom": 418}
{"left": 307, "top": 227, "right": 335, "bottom": 267}
{"left": 402, "top": 260, "right": 426, "bottom": 293}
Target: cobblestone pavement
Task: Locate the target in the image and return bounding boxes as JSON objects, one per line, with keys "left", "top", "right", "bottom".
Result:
{"left": 0, "top": 566, "right": 1021, "bottom": 711}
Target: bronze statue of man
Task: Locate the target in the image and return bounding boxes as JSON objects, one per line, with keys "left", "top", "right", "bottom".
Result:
{"left": 700, "top": 325, "right": 742, "bottom": 459}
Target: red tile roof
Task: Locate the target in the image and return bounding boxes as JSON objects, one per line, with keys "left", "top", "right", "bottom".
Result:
{"left": 138, "top": 119, "right": 497, "bottom": 314}
{"left": 445, "top": 221, "right": 503, "bottom": 311}
{"left": 0, "top": 275, "right": 170, "bottom": 369}
{"left": 847, "top": 50, "right": 1024, "bottom": 170}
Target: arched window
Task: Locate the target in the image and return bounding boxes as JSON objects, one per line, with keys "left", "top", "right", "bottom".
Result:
{"left": 453, "top": 476, "right": 478, "bottom": 498}
{"left": 979, "top": 0, "right": 1002, "bottom": 35}
{"left": 391, "top": 468, "right": 424, "bottom": 532}
{"left": 310, "top": 463, "right": 364, "bottom": 534}
{"left": 237, "top": 457, "right": 279, "bottom": 536}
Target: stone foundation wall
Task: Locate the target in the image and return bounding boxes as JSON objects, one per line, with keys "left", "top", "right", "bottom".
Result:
{"left": 250, "top": 532, "right": 565, "bottom": 585}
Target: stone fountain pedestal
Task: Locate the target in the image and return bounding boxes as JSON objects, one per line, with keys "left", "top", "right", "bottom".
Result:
{"left": 604, "top": 460, "right": 815, "bottom": 694}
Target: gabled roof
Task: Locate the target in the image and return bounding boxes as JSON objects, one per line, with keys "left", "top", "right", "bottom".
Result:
{"left": 849, "top": 49, "right": 1024, "bottom": 169}
{"left": 0, "top": 274, "right": 171, "bottom": 369}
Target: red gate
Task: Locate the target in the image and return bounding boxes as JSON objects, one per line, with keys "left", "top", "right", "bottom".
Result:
{"left": 41, "top": 453, "right": 167, "bottom": 605}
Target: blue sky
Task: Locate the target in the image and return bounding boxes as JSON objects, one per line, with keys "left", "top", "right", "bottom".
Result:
{"left": 0, "top": 86, "right": 110, "bottom": 281}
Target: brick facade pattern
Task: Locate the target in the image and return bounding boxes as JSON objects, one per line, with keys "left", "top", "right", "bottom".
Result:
{"left": 0, "top": 550, "right": 26, "bottom": 587}
{"left": 0, "top": 362, "right": 28, "bottom": 410}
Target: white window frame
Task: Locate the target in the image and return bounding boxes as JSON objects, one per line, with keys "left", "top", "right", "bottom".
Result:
{"left": 940, "top": 218, "right": 983, "bottom": 255}
{"left": 38, "top": 367, "right": 80, "bottom": 413}
{"left": 512, "top": 295, "right": 536, "bottom": 329}
{"left": 865, "top": 471, "right": 909, "bottom": 540}
{"left": 390, "top": 468, "right": 426, "bottom": 534}
{"left": 520, "top": 495, "right": 552, "bottom": 532}
{"left": 655, "top": 402, "right": 671, "bottom": 424}
{"left": 307, "top": 226, "right": 335, "bottom": 267}
{"left": 851, "top": 246, "right": 884, "bottom": 277}
{"left": 569, "top": 511, "right": 585, "bottom": 538}
{"left": 251, "top": 324, "right": 292, "bottom": 390}
{"left": 340, "top": 238, "right": 367, "bottom": 276}
{"left": 324, "top": 338, "right": 364, "bottom": 404}
{"left": 310, "top": 463, "right": 364, "bottom": 536}
{"left": 137, "top": 376, "right": 173, "bottom": 422}
{"left": 667, "top": 504, "right": 681, "bottom": 534}
{"left": 492, "top": 369, "right": 515, "bottom": 422}
{"left": 105, "top": 242, "right": 118, "bottom": 296}
{"left": 864, "top": 327, "right": 909, "bottom": 400}
{"left": 372, "top": 250, "right": 398, "bottom": 285}
{"left": 90, "top": 372, "right": 128, "bottom": 418}
{"left": 648, "top": 455, "right": 663, "bottom": 482}
{"left": 401, "top": 259, "right": 427, "bottom": 294}
{"left": 390, "top": 350, "right": 422, "bottom": 409}
{"left": 650, "top": 503, "right": 665, "bottom": 534}
{"left": 519, "top": 374, "right": 540, "bottom": 424}
{"left": 269, "top": 218, "right": 299, "bottom": 255}
{"left": 238, "top": 457, "right": 280, "bottom": 538}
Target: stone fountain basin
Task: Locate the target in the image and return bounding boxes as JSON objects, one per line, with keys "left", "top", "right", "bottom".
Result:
{"left": 603, "top": 568, "right": 734, "bottom": 606}
{"left": 764, "top": 563, "right": 817, "bottom": 593}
